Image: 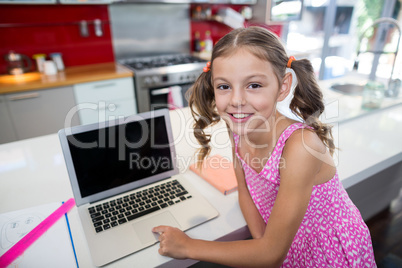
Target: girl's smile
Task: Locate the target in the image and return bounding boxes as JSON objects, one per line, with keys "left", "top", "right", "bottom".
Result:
{"left": 229, "top": 113, "right": 253, "bottom": 122}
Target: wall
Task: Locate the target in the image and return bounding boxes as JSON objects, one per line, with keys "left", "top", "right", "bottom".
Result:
{"left": 0, "top": 5, "right": 114, "bottom": 74}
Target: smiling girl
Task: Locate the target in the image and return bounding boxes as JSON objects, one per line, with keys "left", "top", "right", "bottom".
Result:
{"left": 153, "top": 26, "right": 376, "bottom": 268}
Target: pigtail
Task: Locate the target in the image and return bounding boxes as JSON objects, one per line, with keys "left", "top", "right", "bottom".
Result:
{"left": 289, "top": 59, "right": 336, "bottom": 156}
{"left": 187, "top": 70, "right": 220, "bottom": 167}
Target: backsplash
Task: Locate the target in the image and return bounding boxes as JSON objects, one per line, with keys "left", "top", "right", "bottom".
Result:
{"left": 0, "top": 3, "right": 283, "bottom": 75}
{"left": 0, "top": 5, "right": 114, "bottom": 74}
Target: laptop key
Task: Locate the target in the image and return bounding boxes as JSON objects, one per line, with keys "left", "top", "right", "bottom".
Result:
{"left": 92, "top": 215, "right": 105, "bottom": 223}
{"left": 95, "top": 226, "right": 103, "bottom": 233}
{"left": 118, "top": 218, "right": 127, "bottom": 224}
{"left": 91, "top": 212, "right": 101, "bottom": 218}
{"left": 94, "top": 221, "right": 102, "bottom": 227}
{"left": 176, "top": 191, "right": 188, "bottom": 197}
{"left": 127, "top": 206, "right": 160, "bottom": 222}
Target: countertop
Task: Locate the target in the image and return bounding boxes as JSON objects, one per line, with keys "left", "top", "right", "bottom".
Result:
{"left": 277, "top": 71, "right": 402, "bottom": 124}
{"left": 1, "top": 71, "right": 402, "bottom": 267}
{"left": 0, "top": 105, "right": 401, "bottom": 267}
{"left": 0, "top": 62, "right": 133, "bottom": 94}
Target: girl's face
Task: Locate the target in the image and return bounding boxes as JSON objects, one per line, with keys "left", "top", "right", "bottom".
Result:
{"left": 212, "top": 48, "right": 290, "bottom": 136}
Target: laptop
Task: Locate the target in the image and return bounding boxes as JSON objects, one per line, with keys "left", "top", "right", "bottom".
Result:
{"left": 58, "top": 109, "right": 219, "bottom": 266}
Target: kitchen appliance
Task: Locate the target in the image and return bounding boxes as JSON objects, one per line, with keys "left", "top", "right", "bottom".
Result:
{"left": 4, "top": 51, "right": 32, "bottom": 75}
{"left": 120, "top": 54, "right": 206, "bottom": 113}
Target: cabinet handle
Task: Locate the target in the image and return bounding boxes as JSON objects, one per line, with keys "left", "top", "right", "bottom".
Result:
{"left": 8, "top": 92, "right": 40, "bottom": 101}
{"left": 93, "top": 83, "right": 116, "bottom": 89}
{"left": 151, "top": 88, "right": 170, "bottom": 96}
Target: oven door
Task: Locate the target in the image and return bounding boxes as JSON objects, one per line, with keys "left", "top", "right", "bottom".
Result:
{"left": 149, "top": 83, "right": 192, "bottom": 111}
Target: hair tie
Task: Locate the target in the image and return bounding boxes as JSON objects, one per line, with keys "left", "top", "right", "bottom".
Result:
{"left": 287, "top": 56, "right": 295, "bottom": 68}
{"left": 203, "top": 61, "right": 211, "bottom": 72}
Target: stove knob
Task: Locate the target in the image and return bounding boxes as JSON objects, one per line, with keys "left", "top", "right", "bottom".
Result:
{"left": 144, "top": 77, "right": 152, "bottom": 85}
{"left": 152, "top": 76, "right": 160, "bottom": 83}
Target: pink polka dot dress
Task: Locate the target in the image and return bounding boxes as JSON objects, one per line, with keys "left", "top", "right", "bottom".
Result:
{"left": 233, "top": 123, "right": 376, "bottom": 267}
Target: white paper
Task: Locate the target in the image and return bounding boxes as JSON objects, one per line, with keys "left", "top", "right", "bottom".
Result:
{"left": 0, "top": 202, "right": 77, "bottom": 268}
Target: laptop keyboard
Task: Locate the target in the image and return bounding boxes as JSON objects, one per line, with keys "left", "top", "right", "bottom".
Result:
{"left": 88, "top": 180, "right": 192, "bottom": 233}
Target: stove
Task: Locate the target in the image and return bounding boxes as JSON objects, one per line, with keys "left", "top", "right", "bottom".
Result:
{"left": 120, "top": 54, "right": 207, "bottom": 113}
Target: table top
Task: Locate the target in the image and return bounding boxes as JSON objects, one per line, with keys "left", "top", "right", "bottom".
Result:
{"left": 1, "top": 105, "right": 402, "bottom": 267}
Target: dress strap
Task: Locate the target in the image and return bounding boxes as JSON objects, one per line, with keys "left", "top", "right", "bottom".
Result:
{"left": 271, "top": 122, "right": 313, "bottom": 163}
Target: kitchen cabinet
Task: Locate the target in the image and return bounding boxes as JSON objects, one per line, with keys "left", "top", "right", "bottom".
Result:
{"left": 0, "top": 95, "right": 17, "bottom": 144}
{"left": 4, "top": 86, "right": 80, "bottom": 141}
{"left": 73, "top": 77, "right": 137, "bottom": 125}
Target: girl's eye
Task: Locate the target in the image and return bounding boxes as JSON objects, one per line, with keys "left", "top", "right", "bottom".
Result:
{"left": 217, "top": 84, "right": 230, "bottom": 90}
{"left": 248, "top": 83, "right": 261, "bottom": 89}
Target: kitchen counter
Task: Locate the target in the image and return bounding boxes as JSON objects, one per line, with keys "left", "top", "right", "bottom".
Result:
{"left": 1, "top": 70, "right": 402, "bottom": 267}
{"left": 278, "top": 71, "right": 402, "bottom": 124}
{"left": 0, "top": 102, "right": 402, "bottom": 267}
{"left": 0, "top": 62, "right": 133, "bottom": 94}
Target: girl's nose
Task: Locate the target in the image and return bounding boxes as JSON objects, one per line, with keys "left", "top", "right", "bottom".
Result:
{"left": 230, "top": 89, "right": 246, "bottom": 107}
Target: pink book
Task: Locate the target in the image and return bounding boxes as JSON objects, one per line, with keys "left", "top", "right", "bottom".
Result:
{"left": 190, "top": 155, "right": 238, "bottom": 195}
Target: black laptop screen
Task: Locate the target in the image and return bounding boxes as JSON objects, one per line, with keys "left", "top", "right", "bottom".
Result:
{"left": 67, "top": 116, "right": 173, "bottom": 198}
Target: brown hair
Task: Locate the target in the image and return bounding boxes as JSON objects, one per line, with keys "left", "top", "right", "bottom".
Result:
{"left": 188, "top": 26, "right": 335, "bottom": 165}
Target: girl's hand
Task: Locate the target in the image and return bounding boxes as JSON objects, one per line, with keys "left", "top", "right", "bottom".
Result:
{"left": 152, "top": 225, "right": 192, "bottom": 259}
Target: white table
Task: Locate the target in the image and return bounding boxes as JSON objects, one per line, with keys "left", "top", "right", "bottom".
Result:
{"left": 1, "top": 103, "right": 402, "bottom": 267}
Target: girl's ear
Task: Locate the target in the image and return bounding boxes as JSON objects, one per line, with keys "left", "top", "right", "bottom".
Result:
{"left": 277, "top": 72, "right": 292, "bottom": 102}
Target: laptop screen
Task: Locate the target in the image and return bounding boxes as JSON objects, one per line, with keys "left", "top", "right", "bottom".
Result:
{"left": 67, "top": 116, "right": 173, "bottom": 198}
{"left": 59, "top": 110, "right": 178, "bottom": 206}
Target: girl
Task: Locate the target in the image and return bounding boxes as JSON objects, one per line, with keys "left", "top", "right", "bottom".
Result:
{"left": 153, "top": 26, "right": 376, "bottom": 267}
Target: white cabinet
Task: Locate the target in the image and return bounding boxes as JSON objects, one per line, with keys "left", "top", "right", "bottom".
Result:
{"left": 0, "top": 95, "right": 17, "bottom": 144}
{"left": 4, "top": 86, "right": 80, "bottom": 141}
{"left": 73, "top": 77, "right": 137, "bottom": 125}
{"left": 0, "top": 77, "right": 136, "bottom": 144}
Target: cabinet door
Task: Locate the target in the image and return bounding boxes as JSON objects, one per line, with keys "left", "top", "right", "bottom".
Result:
{"left": 0, "top": 95, "right": 17, "bottom": 144}
{"left": 6, "top": 86, "right": 80, "bottom": 140}
{"left": 73, "top": 77, "right": 137, "bottom": 125}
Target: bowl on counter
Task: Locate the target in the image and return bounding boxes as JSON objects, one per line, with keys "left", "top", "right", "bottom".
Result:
{"left": 330, "top": 83, "right": 365, "bottom": 95}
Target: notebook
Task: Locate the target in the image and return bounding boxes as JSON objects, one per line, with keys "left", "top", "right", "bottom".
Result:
{"left": 58, "top": 109, "right": 219, "bottom": 267}
{"left": 190, "top": 155, "right": 238, "bottom": 195}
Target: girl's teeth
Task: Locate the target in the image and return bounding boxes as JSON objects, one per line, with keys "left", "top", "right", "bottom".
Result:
{"left": 232, "top": 114, "right": 250, "bottom": 119}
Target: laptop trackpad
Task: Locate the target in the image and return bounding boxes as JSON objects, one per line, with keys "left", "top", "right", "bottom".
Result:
{"left": 132, "top": 211, "right": 181, "bottom": 245}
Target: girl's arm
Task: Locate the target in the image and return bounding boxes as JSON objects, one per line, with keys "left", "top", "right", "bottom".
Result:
{"left": 153, "top": 130, "right": 323, "bottom": 267}
{"left": 230, "top": 134, "right": 266, "bottom": 239}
